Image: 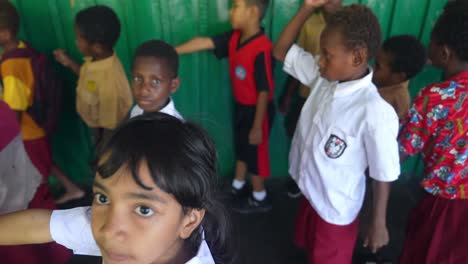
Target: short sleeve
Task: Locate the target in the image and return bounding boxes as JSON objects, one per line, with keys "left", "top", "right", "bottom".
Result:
{"left": 211, "top": 31, "right": 233, "bottom": 59}
{"left": 50, "top": 207, "right": 101, "bottom": 256}
{"left": 364, "top": 102, "right": 400, "bottom": 182}
{"left": 399, "top": 87, "right": 433, "bottom": 156}
{"left": 254, "top": 52, "right": 272, "bottom": 93}
{"left": 283, "top": 44, "right": 320, "bottom": 88}
{"left": 1, "top": 59, "right": 34, "bottom": 111}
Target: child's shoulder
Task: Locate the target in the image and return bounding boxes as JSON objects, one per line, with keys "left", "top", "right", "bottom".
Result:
{"left": 362, "top": 87, "right": 398, "bottom": 125}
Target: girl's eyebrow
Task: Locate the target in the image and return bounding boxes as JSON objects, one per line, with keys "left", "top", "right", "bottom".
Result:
{"left": 93, "top": 181, "right": 108, "bottom": 192}
{"left": 124, "top": 192, "right": 168, "bottom": 204}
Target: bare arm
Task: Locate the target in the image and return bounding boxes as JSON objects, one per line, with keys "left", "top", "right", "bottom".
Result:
{"left": 0, "top": 209, "right": 53, "bottom": 245}
{"left": 53, "top": 49, "right": 81, "bottom": 75}
{"left": 364, "top": 181, "right": 391, "bottom": 253}
{"left": 175, "top": 37, "right": 215, "bottom": 55}
{"left": 249, "top": 92, "right": 269, "bottom": 145}
{"left": 273, "top": 1, "right": 327, "bottom": 62}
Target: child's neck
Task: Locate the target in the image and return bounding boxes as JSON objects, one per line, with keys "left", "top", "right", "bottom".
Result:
{"left": 240, "top": 23, "right": 261, "bottom": 44}
{"left": 339, "top": 66, "right": 368, "bottom": 83}
{"left": 444, "top": 61, "right": 468, "bottom": 79}
{"left": 92, "top": 49, "right": 113, "bottom": 61}
{"left": 2, "top": 38, "right": 19, "bottom": 53}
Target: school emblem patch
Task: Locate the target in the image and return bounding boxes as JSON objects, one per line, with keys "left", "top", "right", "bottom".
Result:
{"left": 235, "top": 65, "right": 247, "bottom": 80}
{"left": 324, "top": 134, "right": 347, "bottom": 159}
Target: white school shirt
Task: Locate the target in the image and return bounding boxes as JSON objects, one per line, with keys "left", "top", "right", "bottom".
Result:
{"left": 129, "top": 98, "right": 183, "bottom": 120}
{"left": 50, "top": 207, "right": 215, "bottom": 264}
{"left": 284, "top": 45, "right": 400, "bottom": 225}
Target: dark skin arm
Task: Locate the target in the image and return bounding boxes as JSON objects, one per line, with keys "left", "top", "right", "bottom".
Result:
{"left": 249, "top": 91, "right": 269, "bottom": 145}
{"left": 364, "top": 180, "right": 391, "bottom": 253}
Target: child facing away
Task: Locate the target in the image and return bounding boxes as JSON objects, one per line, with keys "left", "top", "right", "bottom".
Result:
{"left": 0, "top": 112, "right": 231, "bottom": 264}
{"left": 398, "top": 1, "right": 468, "bottom": 263}
{"left": 273, "top": 1, "right": 400, "bottom": 263}
{"left": 53, "top": 5, "right": 133, "bottom": 144}
{"left": 0, "top": 1, "right": 84, "bottom": 204}
{"left": 372, "top": 35, "right": 426, "bottom": 121}
{"left": 175, "top": 0, "right": 275, "bottom": 214}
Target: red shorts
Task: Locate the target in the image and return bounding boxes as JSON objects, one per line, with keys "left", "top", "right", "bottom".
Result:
{"left": 400, "top": 194, "right": 468, "bottom": 264}
{"left": 24, "top": 137, "right": 53, "bottom": 179}
{"left": 294, "top": 198, "right": 359, "bottom": 264}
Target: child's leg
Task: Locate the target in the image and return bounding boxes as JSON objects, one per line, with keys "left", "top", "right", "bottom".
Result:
{"left": 52, "top": 165, "right": 85, "bottom": 204}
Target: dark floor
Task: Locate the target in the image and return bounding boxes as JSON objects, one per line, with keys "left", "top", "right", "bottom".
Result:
{"left": 58, "top": 176, "right": 424, "bottom": 264}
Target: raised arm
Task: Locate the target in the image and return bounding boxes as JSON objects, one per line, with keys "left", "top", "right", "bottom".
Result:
{"left": 54, "top": 49, "right": 81, "bottom": 75}
{"left": 175, "top": 37, "right": 215, "bottom": 55}
{"left": 273, "top": 0, "right": 328, "bottom": 62}
{"left": 0, "top": 209, "right": 53, "bottom": 245}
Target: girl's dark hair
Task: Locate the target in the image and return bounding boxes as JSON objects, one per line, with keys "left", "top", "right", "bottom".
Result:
{"left": 431, "top": 0, "right": 468, "bottom": 61}
{"left": 96, "top": 112, "right": 231, "bottom": 263}
{"left": 0, "top": 1, "right": 20, "bottom": 35}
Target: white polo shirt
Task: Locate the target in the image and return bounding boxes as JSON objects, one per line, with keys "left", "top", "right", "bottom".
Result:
{"left": 129, "top": 98, "right": 183, "bottom": 120}
{"left": 284, "top": 45, "right": 400, "bottom": 225}
{"left": 50, "top": 207, "right": 215, "bottom": 264}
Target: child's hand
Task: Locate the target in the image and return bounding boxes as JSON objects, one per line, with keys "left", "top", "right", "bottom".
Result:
{"left": 53, "top": 49, "right": 72, "bottom": 67}
{"left": 304, "top": 0, "right": 329, "bottom": 9}
{"left": 249, "top": 127, "right": 263, "bottom": 145}
{"left": 363, "top": 222, "right": 389, "bottom": 253}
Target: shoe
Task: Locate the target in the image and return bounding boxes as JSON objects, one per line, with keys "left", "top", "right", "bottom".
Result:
{"left": 286, "top": 179, "right": 302, "bottom": 198}
{"left": 231, "top": 195, "right": 272, "bottom": 214}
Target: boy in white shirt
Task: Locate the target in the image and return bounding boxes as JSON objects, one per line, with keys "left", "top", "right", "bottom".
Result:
{"left": 273, "top": 0, "right": 400, "bottom": 263}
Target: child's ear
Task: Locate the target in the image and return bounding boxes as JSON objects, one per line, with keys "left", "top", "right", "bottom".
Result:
{"left": 170, "top": 77, "right": 180, "bottom": 94}
{"left": 441, "top": 45, "right": 452, "bottom": 64}
{"left": 179, "top": 209, "right": 205, "bottom": 239}
{"left": 352, "top": 48, "right": 367, "bottom": 68}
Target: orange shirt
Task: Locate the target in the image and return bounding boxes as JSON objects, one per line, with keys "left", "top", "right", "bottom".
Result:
{"left": 1, "top": 41, "right": 45, "bottom": 140}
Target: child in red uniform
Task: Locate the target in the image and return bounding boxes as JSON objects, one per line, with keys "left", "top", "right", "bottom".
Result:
{"left": 399, "top": 1, "right": 468, "bottom": 263}
{"left": 176, "top": 0, "right": 275, "bottom": 213}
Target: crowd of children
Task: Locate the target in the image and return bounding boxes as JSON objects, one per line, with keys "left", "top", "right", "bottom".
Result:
{"left": 0, "top": 0, "right": 467, "bottom": 263}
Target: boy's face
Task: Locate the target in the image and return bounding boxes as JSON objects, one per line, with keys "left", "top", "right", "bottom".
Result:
{"left": 229, "top": 0, "right": 254, "bottom": 30}
{"left": 74, "top": 25, "right": 93, "bottom": 57}
{"left": 131, "top": 56, "right": 179, "bottom": 113}
{"left": 428, "top": 38, "right": 447, "bottom": 69}
{"left": 318, "top": 27, "right": 366, "bottom": 82}
{"left": 91, "top": 162, "right": 203, "bottom": 264}
{"left": 0, "top": 28, "right": 13, "bottom": 47}
{"left": 372, "top": 50, "right": 402, "bottom": 87}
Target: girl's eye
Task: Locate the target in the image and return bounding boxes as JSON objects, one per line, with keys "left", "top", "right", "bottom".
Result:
{"left": 94, "top": 193, "right": 110, "bottom": 205}
{"left": 134, "top": 206, "right": 154, "bottom": 217}
{"left": 133, "top": 76, "right": 143, "bottom": 84}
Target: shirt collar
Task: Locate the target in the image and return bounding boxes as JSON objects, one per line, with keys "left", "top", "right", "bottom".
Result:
{"left": 331, "top": 67, "right": 374, "bottom": 98}
{"left": 448, "top": 71, "right": 468, "bottom": 82}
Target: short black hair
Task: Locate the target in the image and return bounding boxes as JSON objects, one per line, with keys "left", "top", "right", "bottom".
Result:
{"left": 327, "top": 4, "right": 382, "bottom": 61}
{"left": 97, "top": 112, "right": 231, "bottom": 263}
{"left": 431, "top": 0, "right": 468, "bottom": 61}
{"left": 0, "top": 1, "right": 20, "bottom": 35}
{"left": 246, "top": 0, "right": 269, "bottom": 19}
{"left": 134, "top": 40, "right": 179, "bottom": 78}
{"left": 382, "top": 35, "right": 426, "bottom": 80}
{"left": 75, "top": 5, "right": 120, "bottom": 50}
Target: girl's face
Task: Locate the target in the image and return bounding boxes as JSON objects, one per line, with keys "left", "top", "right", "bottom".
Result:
{"left": 91, "top": 162, "right": 203, "bottom": 264}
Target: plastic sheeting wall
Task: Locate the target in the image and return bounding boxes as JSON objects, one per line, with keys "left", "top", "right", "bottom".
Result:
{"left": 8, "top": 0, "right": 446, "bottom": 182}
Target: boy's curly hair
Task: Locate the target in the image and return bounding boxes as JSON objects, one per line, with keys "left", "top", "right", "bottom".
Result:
{"left": 327, "top": 4, "right": 382, "bottom": 61}
{"left": 383, "top": 35, "right": 426, "bottom": 80}
{"left": 432, "top": 0, "right": 468, "bottom": 61}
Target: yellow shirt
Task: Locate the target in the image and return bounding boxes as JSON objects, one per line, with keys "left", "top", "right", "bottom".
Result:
{"left": 1, "top": 41, "right": 46, "bottom": 140}
{"left": 296, "top": 12, "right": 326, "bottom": 98}
{"left": 76, "top": 53, "right": 133, "bottom": 129}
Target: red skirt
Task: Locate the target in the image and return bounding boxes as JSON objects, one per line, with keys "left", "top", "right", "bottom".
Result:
{"left": 294, "top": 198, "right": 359, "bottom": 264}
{"left": 400, "top": 194, "right": 468, "bottom": 264}
{"left": 23, "top": 137, "right": 53, "bottom": 180}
